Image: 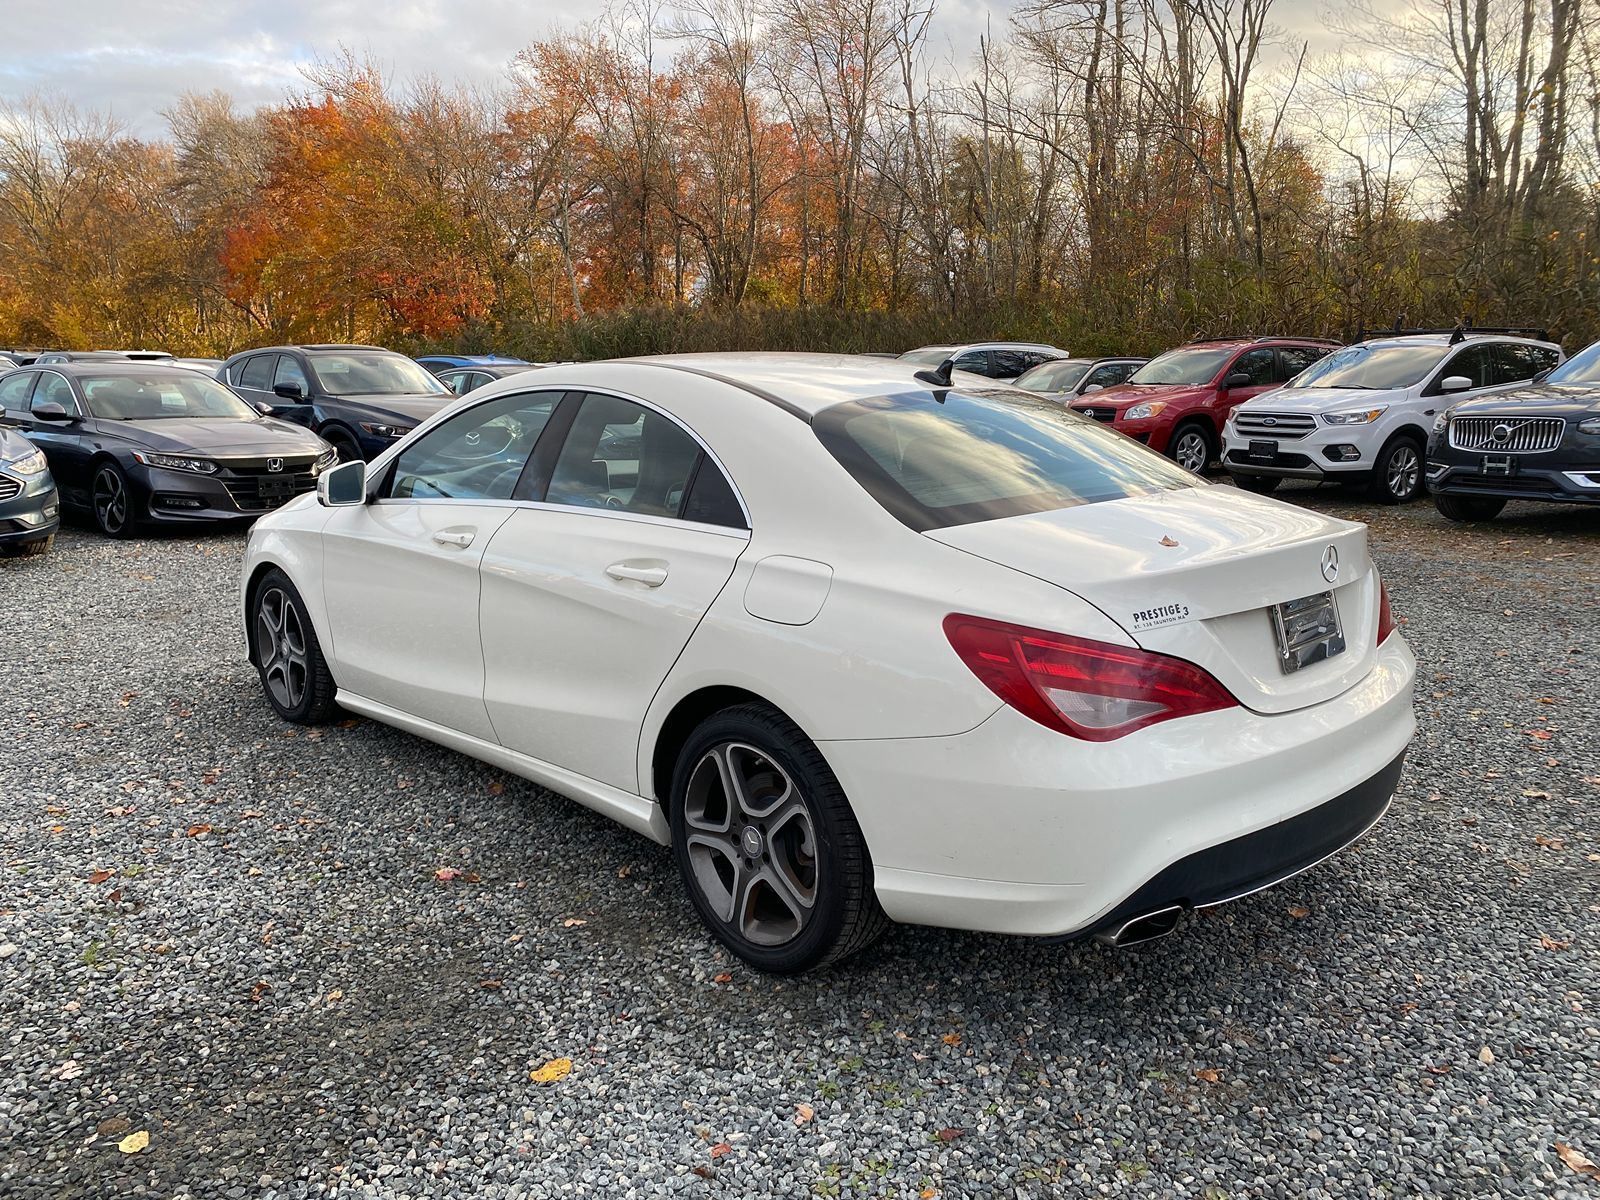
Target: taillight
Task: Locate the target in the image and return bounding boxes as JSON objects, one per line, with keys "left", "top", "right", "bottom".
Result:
{"left": 943, "top": 614, "right": 1238, "bottom": 742}
{"left": 1376, "top": 580, "right": 1397, "bottom": 644}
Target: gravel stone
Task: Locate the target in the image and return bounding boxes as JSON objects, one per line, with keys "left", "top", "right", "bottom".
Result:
{"left": 0, "top": 492, "right": 1596, "bottom": 1199}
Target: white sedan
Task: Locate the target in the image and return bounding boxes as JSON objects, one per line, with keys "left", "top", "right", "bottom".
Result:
{"left": 241, "top": 354, "right": 1416, "bottom": 973}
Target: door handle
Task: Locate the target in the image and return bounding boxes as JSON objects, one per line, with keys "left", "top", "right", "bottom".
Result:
{"left": 432, "top": 530, "right": 475, "bottom": 548}
{"left": 606, "top": 561, "right": 668, "bottom": 587}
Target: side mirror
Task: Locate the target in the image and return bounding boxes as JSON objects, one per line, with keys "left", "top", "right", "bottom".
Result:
{"left": 1081, "top": 382, "right": 1104, "bottom": 394}
{"left": 318, "top": 459, "right": 367, "bottom": 507}
{"left": 273, "top": 381, "right": 304, "bottom": 400}
{"left": 1532, "top": 367, "right": 1552, "bottom": 383}
{"left": 253, "top": 401, "right": 275, "bottom": 416}
{"left": 31, "top": 402, "right": 76, "bottom": 423}
{"left": 1440, "top": 375, "right": 1473, "bottom": 393}
{"left": 1223, "top": 373, "right": 1253, "bottom": 390}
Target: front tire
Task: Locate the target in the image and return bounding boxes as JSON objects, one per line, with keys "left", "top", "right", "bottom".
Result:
{"left": 1368, "top": 436, "right": 1425, "bottom": 504}
{"left": 670, "top": 704, "right": 887, "bottom": 974}
{"left": 1168, "top": 422, "right": 1214, "bottom": 474}
{"left": 321, "top": 426, "right": 365, "bottom": 463}
{"left": 1434, "top": 493, "right": 1507, "bottom": 522}
{"left": 92, "top": 462, "right": 136, "bottom": 538}
{"left": 250, "top": 569, "right": 339, "bottom": 724}
{"left": 1, "top": 534, "right": 53, "bottom": 558}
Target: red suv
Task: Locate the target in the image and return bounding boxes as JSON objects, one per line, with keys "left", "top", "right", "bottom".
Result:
{"left": 1071, "top": 336, "right": 1341, "bottom": 472}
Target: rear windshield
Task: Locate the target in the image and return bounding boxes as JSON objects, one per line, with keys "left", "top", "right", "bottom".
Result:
{"left": 814, "top": 390, "right": 1200, "bottom": 530}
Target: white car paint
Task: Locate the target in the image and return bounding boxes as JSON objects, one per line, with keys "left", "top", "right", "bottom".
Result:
{"left": 241, "top": 353, "right": 1416, "bottom": 945}
{"left": 1223, "top": 333, "right": 1564, "bottom": 487}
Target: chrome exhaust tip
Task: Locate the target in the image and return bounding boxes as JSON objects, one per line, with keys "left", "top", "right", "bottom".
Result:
{"left": 1095, "top": 905, "right": 1184, "bottom": 948}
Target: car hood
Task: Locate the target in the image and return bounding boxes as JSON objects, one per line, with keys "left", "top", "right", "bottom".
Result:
{"left": 1447, "top": 381, "right": 1600, "bottom": 417}
{"left": 97, "top": 417, "right": 330, "bottom": 457}
{"left": 928, "top": 485, "right": 1379, "bottom": 714}
{"left": 329, "top": 394, "right": 456, "bottom": 423}
{"left": 1074, "top": 383, "right": 1213, "bottom": 410}
{"left": 1236, "top": 386, "right": 1394, "bottom": 413}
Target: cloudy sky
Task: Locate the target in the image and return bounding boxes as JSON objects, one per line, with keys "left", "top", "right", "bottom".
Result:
{"left": 3, "top": 0, "right": 1341, "bottom": 136}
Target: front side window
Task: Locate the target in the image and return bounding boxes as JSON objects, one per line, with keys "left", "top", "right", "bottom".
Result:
{"left": 79, "top": 373, "right": 256, "bottom": 420}
{"left": 1086, "top": 362, "right": 1134, "bottom": 388}
{"left": 32, "top": 373, "right": 81, "bottom": 415}
{"left": 311, "top": 353, "right": 449, "bottom": 397}
{"left": 1438, "top": 344, "right": 1495, "bottom": 390}
{"left": 544, "top": 393, "right": 735, "bottom": 524}
{"left": 1127, "top": 347, "right": 1236, "bottom": 386}
{"left": 0, "top": 372, "right": 36, "bottom": 410}
{"left": 952, "top": 350, "right": 993, "bottom": 377}
{"left": 273, "top": 354, "right": 309, "bottom": 393}
{"left": 815, "top": 389, "right": 1200, "bottom": 531}
{"left": 1231, "top": 349, "right": 1276, "bottom": 385}
{"left": 1287, "top": 343, "right": 1448, "bottom": 390}
{"left": 386, "top": 392, "right": 559, "bottom": 501}
{"left": 239, "top": 355, "right": 275, "bottom": 390}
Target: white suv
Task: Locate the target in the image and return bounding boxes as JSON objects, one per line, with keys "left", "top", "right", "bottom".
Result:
{"left": 1223, "top": 331, "right": 1563, "bottom": 503}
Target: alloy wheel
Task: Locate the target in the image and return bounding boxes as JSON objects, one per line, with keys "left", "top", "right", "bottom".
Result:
{"left": 1172, "top": 429, "right": 1209, "bottom": 473}
{"left": 681, "top": 742, "right": 819, "bottom": 947}
{"left": 93, "top": 467, "right": 128, "bottom": 534}
{"left": 255, "top": 586, "right": 309, "bottom": 711}
{"left": 1386, "top": 443, "right": 1420, "bottom": 500}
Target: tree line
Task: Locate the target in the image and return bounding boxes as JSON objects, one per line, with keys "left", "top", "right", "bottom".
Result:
{"left": 0, "top": 0, "right": 1596, "bottom": 360}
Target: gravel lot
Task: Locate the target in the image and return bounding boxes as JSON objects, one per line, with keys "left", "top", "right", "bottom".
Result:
{"left": 1, "top": 490, "right": 1597, "bottom": 1199}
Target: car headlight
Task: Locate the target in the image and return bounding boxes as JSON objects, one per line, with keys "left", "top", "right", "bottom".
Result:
{"left": 314, "top": 448, "right": 338, "bottom": 472}
{"left": 1579, "top": 417, "right": 1600, "bottom": 435}
{"left": 1321, "top": 407, "right": 1388, "bottom": 425}
{"left": 132, "top": 451, "right": 219, "bottom": 474}
{"left": 1433, "top": 409, "right": 1453, "bottom": 433}
{"left": 4, "top": 448, "right": 48, "bottom": 475}
{"left": 1124, "top": 401, "right": 1167, "bottom": 421}
{"left": 360, "top": 422, "right": 414, "bottom": 439}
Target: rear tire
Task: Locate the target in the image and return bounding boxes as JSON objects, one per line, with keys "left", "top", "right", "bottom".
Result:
{"left": 670, "top": 703, "right": 888, "bottom": 974}
{"left": 249, "top": 568, "right": 339, "bottom": 724}
{"left": 1230, "top": 473, "right": 1281, "bottom": 495}
{"left": 1168, "top": 422, "right": 1214, "bottom": 474}
{"left": 1368, "top": 436, "right": 1425, "bottom": 504}
{"left": 1434, "top": 493, "right": 1507, "bottom": 523}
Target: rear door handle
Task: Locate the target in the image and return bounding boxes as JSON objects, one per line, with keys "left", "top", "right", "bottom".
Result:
{"left": 432, "top": 530, "right": 475, "bottom": 548}
{"left": 606, "top": 561, "right": 668, "bottom": 587}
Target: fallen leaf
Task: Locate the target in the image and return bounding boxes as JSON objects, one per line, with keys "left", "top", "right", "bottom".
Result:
{"left": 117, "top": 693, "right": 138, "bottom": 708}
{"left": 1478, "top": 1046, "right": 1495, "bottom": 1064}
{"left": 326, "top": 988, "right": 344, "bottom": 1002}
{"left": 1556, "top": 1142, "right": 1600, "bottom": 1177}
{"left": 713, "top": 972, "right": 733, "bottom": 984}
{"left": 529, "top": 1057, "right": 572, "bottom": 1084}
{"left": 1424, "top": 1063, "right": 1451, "bottom": 1075}
{"left": 487, "top": 780, "right": 505, "bottom": 796}
{"left": 1540, "top": 934, "right": 1571, "bottom": 951}
{"left": 1534, "top": 834, "right": 1564, "bottom": 848}
{"left": 45, "top": 804, "right": 66, "bottom": 815}
{"left": 1195, "top": 1068, "right": 1221, "bottom": 1083}
{"left": 1159, "top": 535, "right": 1179, "bottom": 547}
{"left": 250, "top": 980, "right": 272, "bottom": 1003}
{"left": 691, "top": 1165, "right": 715, "bottom": 1179}
{"left": 479, "top": 979, "right": 503, "bottom": 990}
{"left": 1287, "top": 904, "right": 1310, "bottom": 919}
{"left": 936, "top": 1127, "right": 964, "bottom": 1142}
{"left": 942, "top": 1033, "right": 962, "bottom": 1047}
{"left": 795, "top": 1102, "right": 814, "bottom": 1125}
{"left": 185, "top": 824, "right": 212, "bottom": 837}
{"left": 434, "top": 867, "right": 462, "bottom": 882}
{"left": 88, "top": 869, "right": 114, "bottom": 885}
{"left": 921, "top": 1190, "right": 940, "bottom": 1199}
{"left": 562, "top": 918, "right": 587, "bottom": 928}
{"left": 1525, "top": 729, "right": 1553, "bottom": 741}
{"left": 1525, "top": 791, "right": 1553, "bottom": 802}
{"left": 117, "top": 1130, "right": 149, "bottom": 1154}
{"left": 97, "top": 1117, "right": 130, "bottom": 1136}
{"left": 616, "top": 863, "right": 634, "bottom": 878}
{"left": 710, "top": 1142, "right": 733, "bottom": 1158}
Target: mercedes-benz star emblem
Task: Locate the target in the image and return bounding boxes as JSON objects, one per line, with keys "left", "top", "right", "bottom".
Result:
{"left": 266, "top": 458, "right": 284, "bottom": 473}
{"left": 1320, "top": 545, "right": 1340, "bottom": 583}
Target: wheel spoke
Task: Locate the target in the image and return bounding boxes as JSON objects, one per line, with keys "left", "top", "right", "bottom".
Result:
{"left": 685, "top": 832, "right": 742, "bottom": 923}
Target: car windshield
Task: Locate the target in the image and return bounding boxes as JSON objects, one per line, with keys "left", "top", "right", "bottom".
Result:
{"left": 311, "top": 354, "right": 449, "bottom": 397}
{"left": 815, "top": 389, "right": 1200, "bottom": 530}
{"left": 1014, "top": 361, "right": 1090, "bottom": 393}
{"left": 79, "top": 373, "right": 259, "bottom": 420}
{"left": 1286, "top": 343, "right": 1446, "bottom": 390}
{"left": 898, "top": 348, "right": 953, "bottom": 366}
{"left": 1547, "top": 341, "right": 1600, "bottom": 386}
{"left": 1127, "top": 347, "right": 1235, "bottom": 386}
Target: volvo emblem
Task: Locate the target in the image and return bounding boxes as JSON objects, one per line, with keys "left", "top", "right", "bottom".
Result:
{"left": 1320, "top": 545, "right": 1340, "bottom": 583}
{"left": 1491, "top": 423, "right": 1512, "bottom": 442}
{"left": 266, "top": 458, "right": 284, "bottom": 473}
{"left": 1261, "top": 417, "right": 1278, "bottom": 426}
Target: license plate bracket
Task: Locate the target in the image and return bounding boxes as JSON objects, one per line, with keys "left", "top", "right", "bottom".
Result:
{"left": 1248, "top": 439, "right": 1279, "bottom": 461}
{"left": 1480, "top": 454, "right": 1516, "bottom": 477}
{"left": 258, "top": 476, "right": 296, "bottom": 501}
{"left": 1270, "top": 590, "right": 1345, "bottom": 674}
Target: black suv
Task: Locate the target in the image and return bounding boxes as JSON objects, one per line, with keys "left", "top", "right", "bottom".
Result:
{"left": 1427, "top": 338, "right": 1600, "bottom": 520}
{"left": 218, "top": 345, "right": 455, "bottom": 461}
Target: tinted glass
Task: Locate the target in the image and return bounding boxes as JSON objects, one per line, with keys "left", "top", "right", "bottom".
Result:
{"left": 1278, "top": 346, "right": 1327, "bottom": 379}
{"left": 0, "top": 372, "right": 36, "bottom": 409}
{"left": 273, "top": 354, "right": 309, "bottom": 393}
{"left": 1086, "top": 362, "right": 1135, "bottom": 388}
{"left": 1287, "top": 343, "right": 1448, "bottom": 390}
{"left": 681, "top": 459, "right": 746, "bottom": 529}
{"left": 992, "top": 351, "right": 1030, "bottom": 378}
{"left": 1441, "top": 344, "right": 1495, "bottom": 389}
{"left": 1128, "top": 347, "right": 1235, "bottom": 386}
{"left": 545, "top": 394, "right": 704, "bottom": 519}
{"left": 32, "top": 373, "right": 80, "bottom": 414}
{"left": 311, "top": 353, "right": 448, "bottom": 397}
{"left": 1496, "top": 343, "right": 1560, "bottom": 384}
{"left": 239, "top": 355, "right": 275, "bottom": 390}
{"left": 815, "top": 390, "right": 1200, "bottom": 531}
{"left": 387, "top": 392, "right": 558, "bottom": 500}
{"left": 1231, "top": 349, "right": 1276, "bottom": 385}
{"left": 1014, "top": 361, "right": 1090, "bottom": 393}
{"left": 1548, "top": 341, "right": 1600, "bottom": 385}
{"left": 952, "top": 350, "right": 992, "bottom": 376}
{"left": 79, "top": 373, "right": 256, "bottom": 420}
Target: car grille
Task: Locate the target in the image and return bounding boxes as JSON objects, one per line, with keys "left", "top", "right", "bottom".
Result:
{"left": 0, "top": 476, "right": 20, "bottom": 501}
{"left": 1449, "top": 416, "right": 1565, "bottom": 453}
{"left": 1074, "top": 406, "right": 1118, "bottom": 423}
{"left": 1233, "top": 411, "right": 1317, "bottom": 440}
{"left": 218, "top": 457, "right": 319, "bottom": 512}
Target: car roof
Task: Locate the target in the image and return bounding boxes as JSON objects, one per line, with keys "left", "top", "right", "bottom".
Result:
{"left": 223, "top": 344, "right": 392, "bottom": 360}
{"left": 1350, "top": 333, "right": 1559, "bottom": 350}
{"left": 27, "top": 361, "right": 219, "bottom": 378}
{"left": 904, "top": 342, "right": 1067, "bottom": 354}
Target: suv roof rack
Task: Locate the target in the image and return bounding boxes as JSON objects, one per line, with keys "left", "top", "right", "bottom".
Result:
{"left": 1186, "top": 334, "right": 1342, "bottom": 346}
{"left": 298, "top": 343, "right": 389, "bottom": 352}
{"left": 1357, "top": 321, "right": 1550, "bottom": 345}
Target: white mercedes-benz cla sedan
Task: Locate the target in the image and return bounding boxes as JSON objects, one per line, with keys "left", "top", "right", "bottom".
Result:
{"left": 241, "top": 353, "right": 1416, "bottom": 973}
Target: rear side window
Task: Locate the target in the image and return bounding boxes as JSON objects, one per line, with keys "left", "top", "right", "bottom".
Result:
{"left": 1496, "top": 343, "right": 1559, "bottom": 383}
{"left": 239, "top": 355, "right": 274, "bottom": 390}
{"left": 1278, "top": 346, "right": 1327, "bottom": 380}
{"left": 681, "top": 458, "right": 745, "bottom": 529}
{"left": 815, "top": 390, "right": 1199, "bottom": 531}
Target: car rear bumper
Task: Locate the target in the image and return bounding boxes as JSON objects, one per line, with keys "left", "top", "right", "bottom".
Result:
{"left": 1427, "top": 459, "right": 1600, "bottom": 505}
{"left": 822, "top": 636, "right": 1416, "bottom": 938}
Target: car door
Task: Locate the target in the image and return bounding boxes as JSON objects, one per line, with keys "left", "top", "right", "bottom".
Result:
{"left": 20, "top": 371, "right": 96, "bottom": 503}
{"left": 478, "top": 390, "right": 750, "bottom": 792}
{"left": 319, "top": 389, "right": 564, "bottom": 739}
